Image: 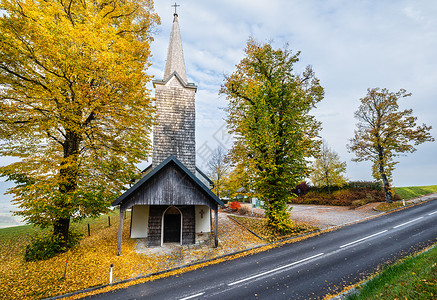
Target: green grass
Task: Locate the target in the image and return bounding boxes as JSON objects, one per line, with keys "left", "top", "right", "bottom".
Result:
{"left": 347, "top": 245, "right": 437, "bottom": 299}
{"left": 394, "top": 185, "right": 437, "bottom": 200}
{"left": 0, "top": 211, "right": 119, "bottom": 253}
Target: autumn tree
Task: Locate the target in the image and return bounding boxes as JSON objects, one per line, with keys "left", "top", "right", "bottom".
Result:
{"left": 220, "top": 39, "right": 324, "bottom": 232}
{"left": 206, "top": 146, "right": 231, "bottom": 198}
{"left": 222, "top": 163, "right": 249, "bottom": 200}
{"left": 0, "top": 0, "right": 159, "bottom": 248}
{"left": 348, "top": 88, "right": 434, "bottom": 203}
{"left": 310, "top": 140, "right": 347, "bottom": 192}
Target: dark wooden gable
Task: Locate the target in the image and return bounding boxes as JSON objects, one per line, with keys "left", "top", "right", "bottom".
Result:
{"left": 112, "top": 155, "right": 223, "bottom": 211}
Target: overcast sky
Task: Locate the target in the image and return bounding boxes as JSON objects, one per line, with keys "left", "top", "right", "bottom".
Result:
{"left": 0, "top": 0, "right": 436, "bottom": 190}
{"left": 147, "top": 0, "right": 437, "bottom": 187}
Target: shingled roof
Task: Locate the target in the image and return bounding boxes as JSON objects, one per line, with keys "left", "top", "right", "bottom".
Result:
{"left": 163, "top": 13, "right": 187, "bottom": 83}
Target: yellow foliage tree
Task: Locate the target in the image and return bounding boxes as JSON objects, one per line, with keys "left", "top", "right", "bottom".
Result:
{"left": 222, "top": 163, "right": 249, "bottom": 200}
{"left": 0, "top": 0, "right": 159, "bottom": 246}
{"left": 348, "top": 88, "right": 434, "bottom": 203}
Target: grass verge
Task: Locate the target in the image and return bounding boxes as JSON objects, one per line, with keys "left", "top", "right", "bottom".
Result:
{"left": 373, "top": 201, "right": 405, "bottom": 212}
{"left": 346, "top": 245, "right": 437, "bottom": 299}
{"left": 229, "top": 215, "right": 318, "bottom": 242}
{"left": 394, "top": 185, "right": 437, "bottom": 200}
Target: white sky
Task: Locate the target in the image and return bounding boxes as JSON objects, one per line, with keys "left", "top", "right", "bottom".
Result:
{"left": 148, "top": 0, "right": 437, "bottom": 187}
{"left": 1, "top": 0, "right": 436, "bottom": 190}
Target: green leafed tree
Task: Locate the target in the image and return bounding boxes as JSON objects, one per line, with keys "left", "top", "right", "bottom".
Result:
{"left": 348, "top": 88, "right": 434, "bottom": 203}
{"left": 310, "top": 140, "right": 347, "bottom": 193}
{"left": 220, "top": 39, "right": 324, "bottom": 232}
{"left": 0, "top": 0, "right": 159, "bottom": 247}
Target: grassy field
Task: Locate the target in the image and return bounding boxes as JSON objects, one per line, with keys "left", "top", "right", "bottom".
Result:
{"left": 346, "top": 245, "right": 437, "bottom": 299}
{"left": 0, "top": 211, "right": 136, "bottom": 300}
{"left": 394, "top": 185, "right": 437, "bottom": 200}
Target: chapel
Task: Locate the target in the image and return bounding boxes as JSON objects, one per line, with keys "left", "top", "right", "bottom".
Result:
{"left": 112, "top": 9, "right": 223, "bottom": 255}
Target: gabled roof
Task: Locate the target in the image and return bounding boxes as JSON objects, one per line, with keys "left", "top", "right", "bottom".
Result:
{"left": 195, "top": 167, "right": 214, "bottom": 186}
{"left": 140, "top": 164, "right": 213, "bottom": 186}
{"left": 112, "top": 155, "right": 223, "bottom": 207}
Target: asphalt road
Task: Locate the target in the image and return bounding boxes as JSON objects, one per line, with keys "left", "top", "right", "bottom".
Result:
{"left": 86, "top": 199, "right": 437, "bottom": 300}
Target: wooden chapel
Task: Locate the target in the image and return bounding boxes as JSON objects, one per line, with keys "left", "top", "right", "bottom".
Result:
{"left": 112, "top": 9, "right": 223, "bottom": 255}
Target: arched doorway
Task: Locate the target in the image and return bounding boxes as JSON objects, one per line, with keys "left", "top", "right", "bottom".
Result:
{"left": 162, "top": 206, "right": 182, "bottom": 244}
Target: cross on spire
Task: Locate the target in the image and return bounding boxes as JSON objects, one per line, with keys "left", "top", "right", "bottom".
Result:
{"left": 172, "top": 2, "right": 180, "bottom": 15}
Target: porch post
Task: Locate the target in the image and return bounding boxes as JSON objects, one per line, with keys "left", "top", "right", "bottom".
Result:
{"left": 214, "top": 206, "right": 218, "bottom": 247}
{"left": 116, "top": 208, "right": 124, "bottom": 256}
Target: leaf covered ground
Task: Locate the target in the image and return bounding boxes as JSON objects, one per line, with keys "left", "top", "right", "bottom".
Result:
{"left": 0, "top": 211, "right": 265, "bottom": 300}
{"left": 229, "top": 215, "right": 318, "bottom": 242}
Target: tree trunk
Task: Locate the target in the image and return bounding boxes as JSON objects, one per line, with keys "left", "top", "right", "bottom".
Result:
{"left": 53, "top": 217, "right": 71, "bottom": 249}
{"left": 377, "top": 145, "right": 393, "bottom": 203}
{"left": 54, "top": 129, "right": 81, "bottom": 247}
{"left": 381, "top": 172, "right": 393, "bottom": 203}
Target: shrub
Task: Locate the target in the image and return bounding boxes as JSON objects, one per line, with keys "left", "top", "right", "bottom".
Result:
{"left": 25, "top": 231, "right": 82, "bottom": 262}
{"left": 238, "top": 206, "right": 250, "bottom": 215}
{"left": 292, "top": 181, "right": 310, "bottom": 196}
{"left": 229, "top": 201, "right": 241, "bottom": 211}
{"left": 265, "top": 209, "right": 295, "bottom": 234}
{"left": 292, "top": 187, "right": 386, "bottom": 206}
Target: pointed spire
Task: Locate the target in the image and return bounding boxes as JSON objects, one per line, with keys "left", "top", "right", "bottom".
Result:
{"left": 163, "top": 12, "right": 188, "bottom": 83}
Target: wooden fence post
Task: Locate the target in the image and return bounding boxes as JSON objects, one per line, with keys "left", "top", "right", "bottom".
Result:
{"left": 116, "top": 210, "right": 124, "bottom": 256}
{"left": 214, "top": 207, "right": 219, "bottom": 248}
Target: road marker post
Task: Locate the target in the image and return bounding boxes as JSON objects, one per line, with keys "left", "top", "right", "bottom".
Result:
{"left": 109, "top": 264, "right": 113, "bottom": 284}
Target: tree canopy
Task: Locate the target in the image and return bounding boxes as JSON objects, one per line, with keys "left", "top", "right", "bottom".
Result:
{"left": 348, "top": 88, "right": 434, "bottom": 202}
{"left": 0, "top": 0, "right": 159, "bottom": 245}
{"left": 310, "top": 140, "right": 347, "bottom": 192}
{"left": 220, "top": 39, "right": 324, "bottom": 232}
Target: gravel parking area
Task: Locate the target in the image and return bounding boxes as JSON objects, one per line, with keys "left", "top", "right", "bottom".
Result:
{"left": 288, "top": 203, "right": 382, "bottom": 229}
{"left": 244, "top": 193, "right": 437, "bottom": 230}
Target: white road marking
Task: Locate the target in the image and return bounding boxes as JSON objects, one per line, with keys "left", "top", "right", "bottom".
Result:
{"left": 179, "top": 292, "right": 205, "bottom": 300}
{"left": 227, "top": 253, "right": 324, "bottom": 286}
{"left": 393, "top": 217, "right": 424, "bottom": 229}
{"left": 428, "top": 211, "right": 437, "bottom": 216}
{"left": 339, "top": 230, "right": 388, "bottom": 248}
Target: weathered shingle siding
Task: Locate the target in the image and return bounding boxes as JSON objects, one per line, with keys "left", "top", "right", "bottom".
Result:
{"left": 153, "top": 76, "right": 196, "bottom": 173}
{"left": 147, "top": 205, "right": 166, "bottom": 246}
{"left": 180, "top": 206, "right": 195, "bottom": 244}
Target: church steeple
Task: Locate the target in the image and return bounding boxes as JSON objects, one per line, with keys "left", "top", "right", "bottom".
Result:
{"left": 163, "top": 12, "right": 188, "bottom": 83}
{"left": 152, "top": 8, "right": 197, "bottom": 173}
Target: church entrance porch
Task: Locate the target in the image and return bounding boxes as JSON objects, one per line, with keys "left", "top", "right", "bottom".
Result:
{"left": 144, "top": 204, "right": 195, "bottom": 247}
{"left": 163, "top": 206, "right": 182, "bottom": 244}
